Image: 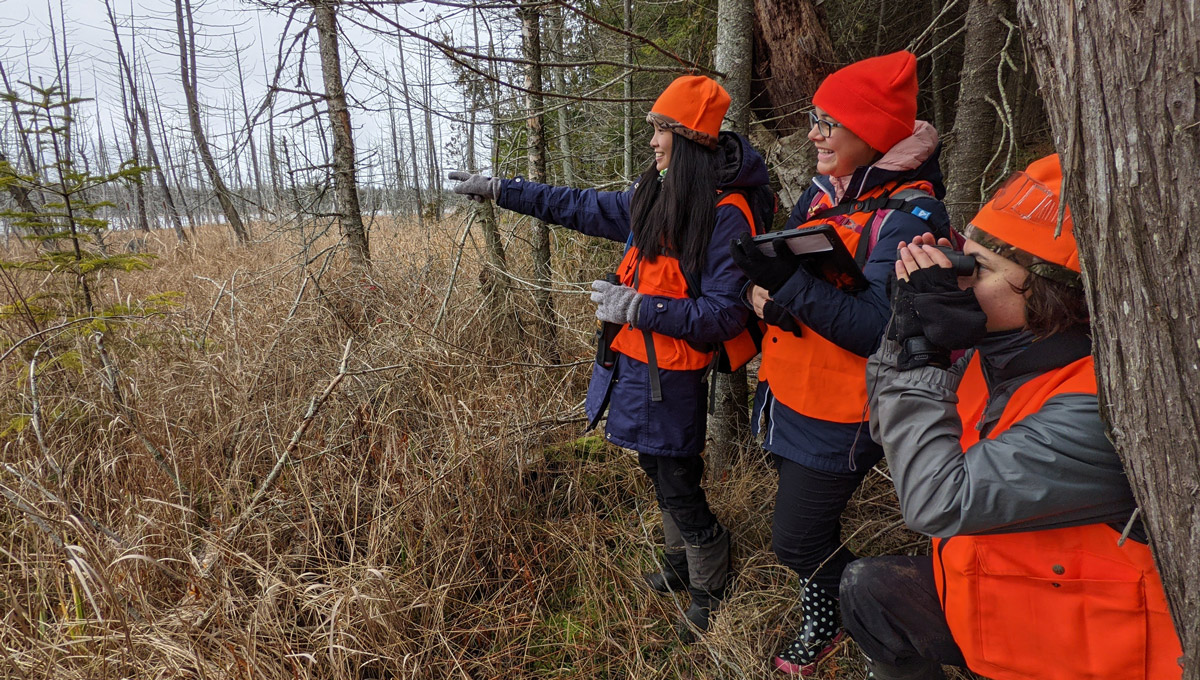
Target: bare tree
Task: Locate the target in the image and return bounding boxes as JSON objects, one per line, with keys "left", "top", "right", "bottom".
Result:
{"left": 708, "top": 0, "right": 756, "bottom": 473}
{"left": 395, "top": 26, "right": 425, "bottom": 231}
{"left": 941, "top": 0, "right": 1013, "bottom": 229}
{"left": 519, "top": 0, "right": 557, "bottom": 356}
{"left": 1017, "top": 1, "right": 1199, "bottom": 673}
{"left": 174, "top": 0, "right": 250, "bottom": 243}
{"left": 312, "top": 0, "right": 369, "bottom": 266}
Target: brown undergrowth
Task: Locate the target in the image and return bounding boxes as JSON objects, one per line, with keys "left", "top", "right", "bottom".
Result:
{"left": 0, "top": 216, "right": 966, "bottom": 679}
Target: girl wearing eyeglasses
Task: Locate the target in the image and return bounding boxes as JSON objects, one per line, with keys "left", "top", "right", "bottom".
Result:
{"left": 728, "top": 51, "right": 952, "bottom": 675}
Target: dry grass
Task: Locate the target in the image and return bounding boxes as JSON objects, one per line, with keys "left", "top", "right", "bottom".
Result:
{"left": 0, "top": 215, "right": 966, "bottom": 679}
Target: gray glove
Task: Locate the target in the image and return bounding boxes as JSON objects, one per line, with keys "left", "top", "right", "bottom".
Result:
{"left": 448, "top": 171, "right": 500, "bottom": 202}
{"left": 590, "top": 279, "right": 642, "bottom": 326}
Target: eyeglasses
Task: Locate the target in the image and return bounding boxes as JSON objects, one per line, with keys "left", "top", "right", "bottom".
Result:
{"left": 808, "top": 110, "right": 843, "bottom": 137}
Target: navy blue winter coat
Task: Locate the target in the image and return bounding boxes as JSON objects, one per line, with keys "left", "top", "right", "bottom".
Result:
{"left": 755, "top": 133, "right": 952, "bottom": 473}
{"left": 498, "top": 132, "right": 770, "bottom": 456}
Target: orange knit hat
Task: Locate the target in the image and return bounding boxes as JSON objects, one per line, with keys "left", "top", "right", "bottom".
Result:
{"left": 812, "top": 51, "right": 918, "bottom": 153}
{"left": 647, "top": 76, "right": 730, "bottom": 149}
{"left": 963, "top": 154, "right": 1081, "bottom": 285}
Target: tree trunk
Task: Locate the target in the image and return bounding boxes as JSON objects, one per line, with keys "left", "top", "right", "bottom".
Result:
{"left": 622, "top": 0, "right": 634, "bottom": 180}
{"left": 751, "top": 0, "right": 835, "bottom": 137}
{"left": 715, "top": 0, "right": 754, "bottom": 133}
{"left": 520, "top": 0, "right": 558, "bottom": 357}
{"left": 1017, "top": 2, "right": 1199, "bottom": 673}
{"left": 173, "top": 0, "right": 248, "bottom": 243}
{"left": 312, "top": 0, "right": 370, "bottom": 267}
{"left": 395, "top": 25, "right": 425, "bottom": 231}
{"left": 943, "top": 0, "right": 1012, "bottom": 230}
{"left": 708, "top": 0, "right": 756, "bottom": 474}
{"left": 547, "top": 4, "right": 575, "bottom": 186}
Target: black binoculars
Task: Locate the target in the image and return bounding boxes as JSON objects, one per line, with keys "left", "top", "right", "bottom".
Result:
{"left": 936, "top": 245, "right": 978, "bottom": 276}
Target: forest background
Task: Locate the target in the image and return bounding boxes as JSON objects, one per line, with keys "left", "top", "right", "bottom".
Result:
{"left": 0, "top": 0, "right": 1196, "bottom": 678}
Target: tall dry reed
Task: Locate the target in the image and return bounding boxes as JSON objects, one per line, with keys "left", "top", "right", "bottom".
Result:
{"left": 0, "top": 216, "right": 973, "bottom": 679}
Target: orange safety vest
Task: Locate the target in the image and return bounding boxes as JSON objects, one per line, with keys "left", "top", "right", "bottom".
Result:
{"left": 610, "top": 193, "right": 762, "bottom": 373}
{"left": 758, "top": 179, "right": 934, "bottom": 423}
{"left": 933, "top": 354, "right": 1183, "bottom": 680}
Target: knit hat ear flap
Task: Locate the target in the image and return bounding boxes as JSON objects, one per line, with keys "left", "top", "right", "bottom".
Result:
{"left": 811, "top": 51, "right": 918, "bottom": 153}
{"left": 648, "top": 76, "right": 731, "bottom": 149}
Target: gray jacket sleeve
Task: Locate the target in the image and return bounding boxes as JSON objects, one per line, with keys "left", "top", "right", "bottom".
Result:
{"left": 867, "top": 339, "right": 1137, "bottom": 538}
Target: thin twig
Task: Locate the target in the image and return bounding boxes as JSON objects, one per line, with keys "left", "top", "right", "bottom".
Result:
{"left": 432, "top": 212, "right": 476, "bottom": 332}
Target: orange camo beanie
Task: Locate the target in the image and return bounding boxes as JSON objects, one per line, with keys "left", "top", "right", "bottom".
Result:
{"left": 647, "top": 76, "right": 731, "bottom": 149}
{"left": 812, "top": 51, "right": 918, "bottom": 153}
{"left": 963, "top": 154, "right": 1081, "bottom": 286}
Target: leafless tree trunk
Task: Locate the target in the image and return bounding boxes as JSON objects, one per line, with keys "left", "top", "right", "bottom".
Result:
{"left": 174, "top": 0, "right": 249, "bottom": 243}
{"left": 233, "top": 33, "right": 265, "bottom": 215}
{"left": 707, "top": 0, "right": 756, "bottom": 474}
{"left": 395, "top": 26, "right": 425, "bottom": 231}
{"left": 943, "top": 0, "right": 1012, "bottom": 229}
{"left": 1017, "top": 2, "right": 1199, "bottom": 673}
{"left": 312, "top": 0, "right": 369, "bottom": 266}
{"left": 116, "top": 67, "right": 150, "bottom": 233}
{"left": 520, "top": 0, "right": 558, "bottom": 356}
{"left": 715, "top": 0, "right": 754, "bottom": 133}
{"left": 546, "top": 4, "right": 575, "bottom": 185}
{"left": 622, "top": 0, "right": 634, "bottom": 180}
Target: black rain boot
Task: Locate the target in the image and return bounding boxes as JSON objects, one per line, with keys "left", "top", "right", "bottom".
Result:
{"left": 643, "top": 510, "right": 690, "bottom": 594}
{"left": 676, "top": 525, "right": 730, "bottom": 642}
{"left": 772, "top": 585, "right": 845, "bottom": 675}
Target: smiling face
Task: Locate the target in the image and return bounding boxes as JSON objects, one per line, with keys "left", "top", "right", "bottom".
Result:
{"left": 650, "top": 125, "right": 674, "bottom": 171}
{"left": 808, "top": 106, "right": 880, "bottom": 177}
{"left": 959, "top": 239, "right": 1030, "bottom": 332}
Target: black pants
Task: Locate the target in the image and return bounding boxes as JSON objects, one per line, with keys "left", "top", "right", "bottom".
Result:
{"left": 771, "top": 455, "right": 868, "bottom": 595}
{"left": 638, "top": 453, "right": 719, "bottom": 545}
{"left": 840, "top": 555, "right": 966, "bottom": 669}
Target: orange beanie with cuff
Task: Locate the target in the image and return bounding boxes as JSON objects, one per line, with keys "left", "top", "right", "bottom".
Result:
{"left": 967, "top": 154, "right": 1080, "bottom": 275}
{"left": 812, "top": 51, "right": 918, "bottom": 153}
{"left": 648, "top": 76, "right": 731, "bottom": 149}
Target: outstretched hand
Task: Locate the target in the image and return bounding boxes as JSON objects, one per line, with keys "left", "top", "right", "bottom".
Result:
{"left": 448, "top": 171, "right": 500, "bottom": 203}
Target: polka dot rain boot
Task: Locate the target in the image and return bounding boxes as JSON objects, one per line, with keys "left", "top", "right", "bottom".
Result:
{"left": 773, "top": 585, "right": 845, "bottom": 675}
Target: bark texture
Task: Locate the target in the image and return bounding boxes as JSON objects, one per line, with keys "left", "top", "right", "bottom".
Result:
{"left": 943, "top": 0, "right": 1011, "bottom": 230}
{"left": 1017, "top": 2, "right": 1199, "bottom": 673}
{"left": 520, "top": 0, "right": 558, "bottom": 356}
{"left": 751, "top": 0, "right": 835, "bottom": 136}
{"left": 708, "top": 0, "right": 756, "bottom": 474}
{"left": 715, "top": 0, "right": 754, "bottom": 132}
{"left": 313, "top": 0, "right": 370, "bottom": 266}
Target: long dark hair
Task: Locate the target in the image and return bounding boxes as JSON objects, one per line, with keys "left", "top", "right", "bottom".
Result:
{"left": 628, "top": 134, "right": 718, "bottom": 273}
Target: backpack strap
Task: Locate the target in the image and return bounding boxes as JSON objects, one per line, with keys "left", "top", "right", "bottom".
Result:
{"left": 808, "top": 184, "right": 938, "bottom": 268}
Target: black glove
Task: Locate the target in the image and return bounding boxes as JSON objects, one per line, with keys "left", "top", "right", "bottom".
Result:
{"left": 888, "top": 266, "right": 987, "bottom": 370}
{"left": 448, "top": 171, "right": 501, "bottom": 202}
{"left": 762, "top": 300, "right": 803, "bottom": 337}
{"left": 729, "top": 233, "right": 802, "bottom": 294}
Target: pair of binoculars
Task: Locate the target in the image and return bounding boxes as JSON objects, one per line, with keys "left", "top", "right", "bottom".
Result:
{"left": 935, "top": 246, "right": 978, "bottom": 276}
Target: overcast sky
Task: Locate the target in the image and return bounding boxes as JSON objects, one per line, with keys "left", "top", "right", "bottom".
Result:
{"left": 0, "top": 0, "right": 512, "bottom": 184}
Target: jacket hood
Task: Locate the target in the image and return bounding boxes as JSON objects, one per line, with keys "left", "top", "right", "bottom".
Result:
{"left": 716, "top": 130, "right": 770, "bottom": 190}
{"left": 817, "top": 120, "right": 946, "bottom": 202}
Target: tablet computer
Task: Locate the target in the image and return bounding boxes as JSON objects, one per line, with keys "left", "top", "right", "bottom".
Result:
{"left": 752, "top": 224, "right": 869, "bottom": 293}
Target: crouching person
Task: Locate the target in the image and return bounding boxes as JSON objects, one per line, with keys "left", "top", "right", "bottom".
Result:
{"left": 842, "top": 154, "right": 1183, "bottom": 680}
